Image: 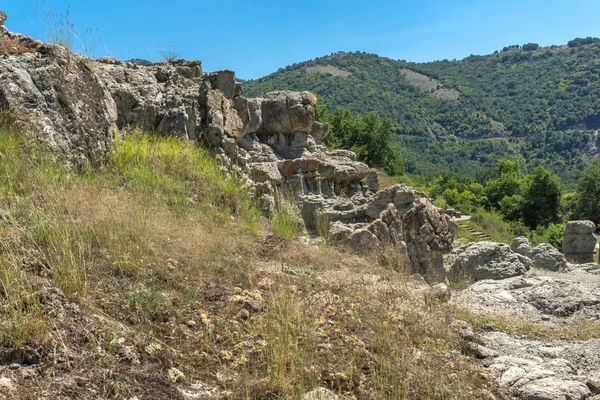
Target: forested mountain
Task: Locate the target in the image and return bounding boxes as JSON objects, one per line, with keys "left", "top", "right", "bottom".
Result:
{"left": 243, "top": 38, "right": 600, "bottom": 185}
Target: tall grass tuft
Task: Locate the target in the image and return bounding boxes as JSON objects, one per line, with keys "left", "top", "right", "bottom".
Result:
{"left": 272, "top": 190, "right": 304, "bottom": 242}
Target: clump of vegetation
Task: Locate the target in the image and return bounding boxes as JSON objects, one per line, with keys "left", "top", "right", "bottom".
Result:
{"left": 271, "top": 190, "right": 304, "bottom": 242}
{"left": 573, "top": 159, "right": 600, "bottom": 225}
{"left": 0, "top": 37, "right": 35, "bottom": 55}
{"left": 34, "top": 2, "right": 102, "bottom": 57}
{"left": 317, "top": 105, "right": 404, "bottom": 176}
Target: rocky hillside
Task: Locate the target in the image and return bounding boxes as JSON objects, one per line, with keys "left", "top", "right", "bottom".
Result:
{"left": 1, "top": 10, "right": 600, "bottom": 400}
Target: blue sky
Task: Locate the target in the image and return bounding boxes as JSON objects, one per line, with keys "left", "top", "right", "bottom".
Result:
{"left": 1, "top": 0, "right": 599, "bottom": 79}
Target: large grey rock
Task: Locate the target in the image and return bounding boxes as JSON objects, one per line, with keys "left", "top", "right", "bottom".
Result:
{"left": 258, "top": 91, "right": 317, "bottom": 135}
{"left": 448, "top": 242, "right": 531, "bottom": 281}
{"left": 519, "top": 378, "right": 590, "bottom": 400}
{"left": 511, "top": 236, "right": 533, "bottom": 256}
{"left": 0, "top": 10, "right": 7, "bottom": 26}
{"left": 457, "top": 274, "right": 600, "bottom": 319}
{"left": 0, "top": 42, "right": 117, "bottom": 167}
{"left": 528, "top": 244, "right": 568, "bottom": 272}
{"left": 403, "top": 199, "right": 456, "bottom": 284}
{"left": 475, "top": 331, "right": 598, "bottom": 400}
{"left": 95, "top": 58, "right": 203, "bottom": 140}
{"left": 563, "top": 220, "right": 597, "bottom": 264}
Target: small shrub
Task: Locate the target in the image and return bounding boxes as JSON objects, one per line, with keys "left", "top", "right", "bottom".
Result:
{"left": 545, "top": 223, "right": 565, "bottom": 251}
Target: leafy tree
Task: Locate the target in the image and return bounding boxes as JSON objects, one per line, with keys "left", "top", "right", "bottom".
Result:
{"left": 574, "top": 160, "right": 600, "bottom": 224}
{"left": 522, "top": 43, "right": 539, "bottom": 51}
{"left": 318, "top": 106, "right": 404, "bottom": 175}
{"left": 520, "top": 166, "right": 561, "bottom": 228}
{"left": 485, "top": 160, "right": 523, "bottom": 207}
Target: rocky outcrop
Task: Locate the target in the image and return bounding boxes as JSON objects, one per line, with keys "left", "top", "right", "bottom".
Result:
{"left": 0, "top": 31, "right": 117, "bottom": 166}
{"left": 95, "top": 57, "right": 203, "bottom": 140}
{"left": 448, "top": 242, "right": 532, "bottom": 282}
{"left": 563, "top": 220, "right": 597, "bottom": 264}
{"left": 0, "top": 13, "right": 456, "bottom": 283}
{"left": 403, "top": 199, "right": 456, "bottom": 283}
{"left": 459, "top": 327, "right": 597, "bottom": 400}
{"left": 457, "top": 271, "right": 600, "bottom": 319}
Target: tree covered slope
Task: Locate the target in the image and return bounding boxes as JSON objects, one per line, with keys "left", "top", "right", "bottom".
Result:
{"left": 244, "top": 38, "right": 600, "bottom": 139}
{"left": 243, "top": 38, "right": 600, "bottom": 184}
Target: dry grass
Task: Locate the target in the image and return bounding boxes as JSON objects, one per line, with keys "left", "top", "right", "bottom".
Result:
{"left": 453, "top": 307, "right": 600, "bottom": 341}
{"left": 0, "top": 37, "right": 35, "bottom": 56}
{"left": 0, "top": 115, "right": 502, "bottom": 399}
{"left": 228, "top": 253, "right": 500, "bottom": 399}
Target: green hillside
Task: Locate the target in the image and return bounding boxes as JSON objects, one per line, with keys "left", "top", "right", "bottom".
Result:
{"left": 243, "top": 38, "right": 600, "bottom": 185}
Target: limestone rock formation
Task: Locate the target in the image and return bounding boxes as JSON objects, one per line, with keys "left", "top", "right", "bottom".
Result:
{"left": 457, "top": 272, "right": 600, "bottom": 319}
{"left": 468, "top": 330, "right": 595, "bottom": 400}
{"left": 510, "top": 236, "right": 533, "bottom": 257}
{"left": 403, "top": 199, "right": 456, "bottom": 284}
{"left": 528, "top": 243, "right": 568, "bottom": 272}
{"left": 563, "top": 220, "right": 597, "bottom": 264}
{"left": 0, "top": 34, "right": 117, "bottom": 166}
{"left": 0, "top": 13, "right": 456, "bottom": 283}
{"left": 95, "top": 57, "right": 203, "bottom": 140}
{"left": 448, "top": 241, "right": 532, "bottom": 282}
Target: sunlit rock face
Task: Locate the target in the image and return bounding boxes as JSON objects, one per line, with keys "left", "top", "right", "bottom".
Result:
{"left": 0, "top": 12, "right": 455, "bottom": 283}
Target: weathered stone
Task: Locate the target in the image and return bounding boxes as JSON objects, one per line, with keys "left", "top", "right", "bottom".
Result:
{"left": 564, "top": 220, "right": 597, "bottom": 264}
{"left": 565, "top": 220, "right": 596, "bottom": 235}
{"left": 249, "top": 162, "right": 283, "bottom": 184}
{"left": 303, "top": 388, "right": 339, "bottom": 400}
{"left": 259, "top": 91, "right": 317, "bottom": 135}
{"left": 0, "top": 44, "right": 117, "bottom": 167}
{"left": 458, "top": 274, "right": 600, "bottom": 318}
{"left": 403, "top": 199, "right": 456, "bottom": 284}
{"left": 463, "top": 342, "right": 499, "bottom": 359}
{"left": 519, "top": 377, "right": 590, "bottom": 400}
{"left": 96, "top": 59, "right": 202, "bottom": 140}
{"left": 529, "top": 243, "right": 568, "bottom": 272}
{"left": 327, "top": 221, "right": 354, "bottom": 246}
{"left": 449, "top": 241, "right": 531, "bottom": 282}
{"left": 511, "top": 236, "right": 533, "bottom": 257}
{"left": 0, "top": 10, "right": 7, "bottom": 26}
{"left": 348, "top": 229, "right": 380, "bottom": 254}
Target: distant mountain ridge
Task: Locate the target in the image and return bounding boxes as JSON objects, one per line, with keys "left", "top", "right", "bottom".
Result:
{"left": 244, "top": 38, "right": 600, "bottom": 139}
{"left": 243, "top": 39, "right": 600, "bottom": 185}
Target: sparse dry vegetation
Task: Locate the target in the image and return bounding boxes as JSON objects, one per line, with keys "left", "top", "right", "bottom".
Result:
{"left": 0, "top": 37, "right": 35, "bottom": 56}
{"left": 0, "top": 115, "right": 503, "bottom": 398}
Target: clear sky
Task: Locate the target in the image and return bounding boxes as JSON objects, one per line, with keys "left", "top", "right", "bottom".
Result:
{"left": 1, "top": 0, "right": 599, "bottom": 79}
